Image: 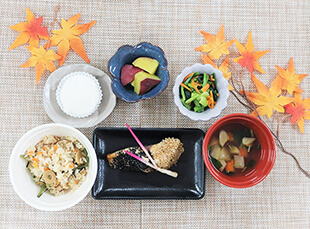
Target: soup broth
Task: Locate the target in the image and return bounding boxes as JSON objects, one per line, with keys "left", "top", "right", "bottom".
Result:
{"left": 208, "top": 123, "right": 261, "bottom": 177}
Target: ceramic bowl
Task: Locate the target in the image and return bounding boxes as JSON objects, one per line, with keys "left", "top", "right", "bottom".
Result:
{"left": 173, "top": 63, "right": 229, "bottom": 121}
{"left": 108, "top": 42, "right": 169, "bottom": 102}
{"left": 9, "top": 123, "right": 98, "bottom": 211}
{"left": 202, "top": 113, "right": 276, "bottom": 188}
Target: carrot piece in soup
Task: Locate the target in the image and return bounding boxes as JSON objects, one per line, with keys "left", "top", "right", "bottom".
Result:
{"left": 239, "top": 146, "right": 248, "bottom": 157}
{"left": 227, "top": 132, "right": 234, "bottom": 141}
{"left": 225, "top": 159, "right": 235, "bottom": 172}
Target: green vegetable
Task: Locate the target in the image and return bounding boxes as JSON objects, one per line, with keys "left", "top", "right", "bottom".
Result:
{"left": 20, "top": 154, "right": 31, "bottom": 171}
{"left": 180, "top": 86, "right": 186, "bottom": 102}
{"left": 248, "top": 160, "right": 255, "bottom": 168}
{"left": 184, "top": 89, "right": 191, "bottom": 99}
{"left": 233, "top": 128, "right": 251, "bottom": 145}
{"left": 184, "top": 72, "right": 199, "bottom": 84}
{"left": 194, "top": 105, "right": 204, "bottom": 113}
{"left": 210, "top": 156, "right": 222, "bottom": 171}
{"left": 202, "top": 73, "right": 209, "bottom": 86}
{"left": 193, "top": 99, "right": 201, "bottom": 108}
{"left": 185, "top": 92, "right": 200, "bottom": 104}
{"left": 37, "top": 184, "right": 46, "bottom": 198}
{"left": 73, "top": 148, "right": 89, "bottom": 172}
{"left": 179, "top": 72, "right": 218, "bottom": 113}
{"left": 197, "top": 96, "right": 207, "bottom": 107}
{"left": 241, "top": 167, "right": 247, "bottom": 172}
{"left": 181, "top": 100, "right": 191, "bottom": 110}
{"left": 197, "top": 74, "right": 204, "bottom": 84}
{"left": 193, "top": 99, "right": 207, "bottom": 113}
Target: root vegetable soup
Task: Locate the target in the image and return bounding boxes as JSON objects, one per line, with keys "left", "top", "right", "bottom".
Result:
{"left": 208, "top": 123, "right": 261, "bottom": 177}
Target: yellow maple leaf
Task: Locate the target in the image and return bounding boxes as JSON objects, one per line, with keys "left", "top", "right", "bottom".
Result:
{"left": 46, "top": 13, "right": 96, "bottom": 66}
{"left": 233, "top": 31, "right": 270, "bottom": 73}
{"left": 202, "top": 54, "right": 233, "bottom": 90}
{"left": 285, "top": 93, "right": 310, "bottom": 134}
{"left": 20, "top": 46, "right": 61, "bottom": 84}
{"left": 275, "top": 57, "right": 308, "bottom": 95}
{"left": 9, "top": 8, "right": 49, "bottom": 50}
{"left": 195, "top": 25, "right": 234, "bottom": 60}
{"left": 243, "top": 74, "right": 294, "bottom": 118}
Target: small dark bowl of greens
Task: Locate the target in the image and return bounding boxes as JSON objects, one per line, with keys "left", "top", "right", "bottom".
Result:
{"left": 173, "top": 63, "right": 229, "bottom": 121}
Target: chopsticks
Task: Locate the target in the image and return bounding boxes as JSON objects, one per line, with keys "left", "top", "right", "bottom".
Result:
{"left": 125, "top": 123, "right": 178, "bottom": 178}
{"left": 126, "top": 123, "right": 158, "bottom": 168}
{"left": 124, "top": 150, "right": 178, "bottom": 178}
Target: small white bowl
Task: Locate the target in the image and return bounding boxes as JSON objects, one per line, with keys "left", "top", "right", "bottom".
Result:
{"left": 9, "top": 123, "right": 98, "bottom": 211}
{"left": 56, "top": 71, "right": 103, "bottom": 118}
{"left": 173, "top": 63, "right": 229, "bottom": 121}
{"left": 44, "top": 64, "right": 116, "bottom": 128}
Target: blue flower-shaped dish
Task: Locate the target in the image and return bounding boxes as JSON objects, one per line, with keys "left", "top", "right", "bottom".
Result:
{"left": 108, "top": 42, "right": 169, "bottom": 102}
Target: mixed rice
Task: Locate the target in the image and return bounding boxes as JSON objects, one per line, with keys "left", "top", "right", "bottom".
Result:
{"left": 21, "top": 135, "right": 88, "bottom": 197}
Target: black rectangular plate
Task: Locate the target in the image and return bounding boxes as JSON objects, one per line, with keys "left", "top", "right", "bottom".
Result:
{"left": 91, "top": 127, "right": 205, "bottom": 199}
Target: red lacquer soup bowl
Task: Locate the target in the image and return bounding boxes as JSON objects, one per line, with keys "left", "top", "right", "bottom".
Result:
{"left": 203, "top": 113, "right": 276, "bottom": 188}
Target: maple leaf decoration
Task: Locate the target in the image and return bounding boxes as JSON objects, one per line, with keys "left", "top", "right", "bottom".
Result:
{"left": 9, "top": 8, "right": 49, "bottom": 50}
{"left": 284, "top": 93, "right": 310, "bottom": 134}
{"left": 233, "top": 31, "right": 270, "bottom": 74}
{"left": 275, "top": 57, "right": 308, "bottom": 95}
{"left": 202, "top": 54, "right": 233, "bottom": 90}
{"left": 195, "top": 25, "right": 234, "bottom": 60}
{"left": 243, "top": 74, "right": 294, "bottom": 118}
{"left": 47, "top": 13, "right": 96, "bottom": 66}
{"left": 20, "top": 46, "right": 61, "bottom": 84}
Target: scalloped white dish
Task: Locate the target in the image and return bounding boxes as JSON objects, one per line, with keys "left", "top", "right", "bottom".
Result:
{"left": 173, "top": 63, "right": 229, "bottom": 121}
{"left": 44, "top": 64, "right": 116, "bottom": 128}
{"left": 56, "top": 71, "right": 103, "bottom": 118}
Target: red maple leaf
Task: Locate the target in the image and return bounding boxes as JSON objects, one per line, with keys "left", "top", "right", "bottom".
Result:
{"left": 233, "top": 31, "right": 270, "bottom": 73}
{"left": 9, "top": 8, "right": 49, "bottom": 50}
{"left": 285, "top": 93, "right": 310, "bottom": 134}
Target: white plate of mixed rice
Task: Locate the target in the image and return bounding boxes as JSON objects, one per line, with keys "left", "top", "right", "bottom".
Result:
{"left": 9, "top": 123, "right": 98, "bottom": 211}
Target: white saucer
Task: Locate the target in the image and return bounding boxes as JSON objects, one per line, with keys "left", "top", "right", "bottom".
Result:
{"left": 43, "top": 64, "right": 116, "bottom": 128}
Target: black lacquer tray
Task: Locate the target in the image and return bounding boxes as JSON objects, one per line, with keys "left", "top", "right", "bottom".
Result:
{"left": 91, "top": 127, "right": 205, "bottom": 199}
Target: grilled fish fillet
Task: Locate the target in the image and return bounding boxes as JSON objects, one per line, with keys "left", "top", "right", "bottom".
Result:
{"left": 107, "top": 138, "right": 184, "bottom": 173}
{"left": 107, "top": 147, "right": 152, "bottom": 173}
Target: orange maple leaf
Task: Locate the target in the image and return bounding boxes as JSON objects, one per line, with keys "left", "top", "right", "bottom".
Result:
{"left": 46, "top": 13, "right": 96, "bottom": 66}
{"left": 243, "top": 74, "right": 294, "bottom": 118}
{"left": 202, "top": 54, "right": 233, "bottom": 90}
{"left": 9, "top": 8, "right": 49, "bottom": 50}
{"left": 233, "top": 31, "right": 270, "bottom": 74}
{"left": 284, "top": 93, "right": 310, "bottom": 134}
{"left": 275, "top": 58, "right": 308, "bottom": 95}
{"left": 20, "top": 46, "right": 61, "bottom": 84}
{"left": 195, "top": 25, "right": 234, "bottom": 60}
